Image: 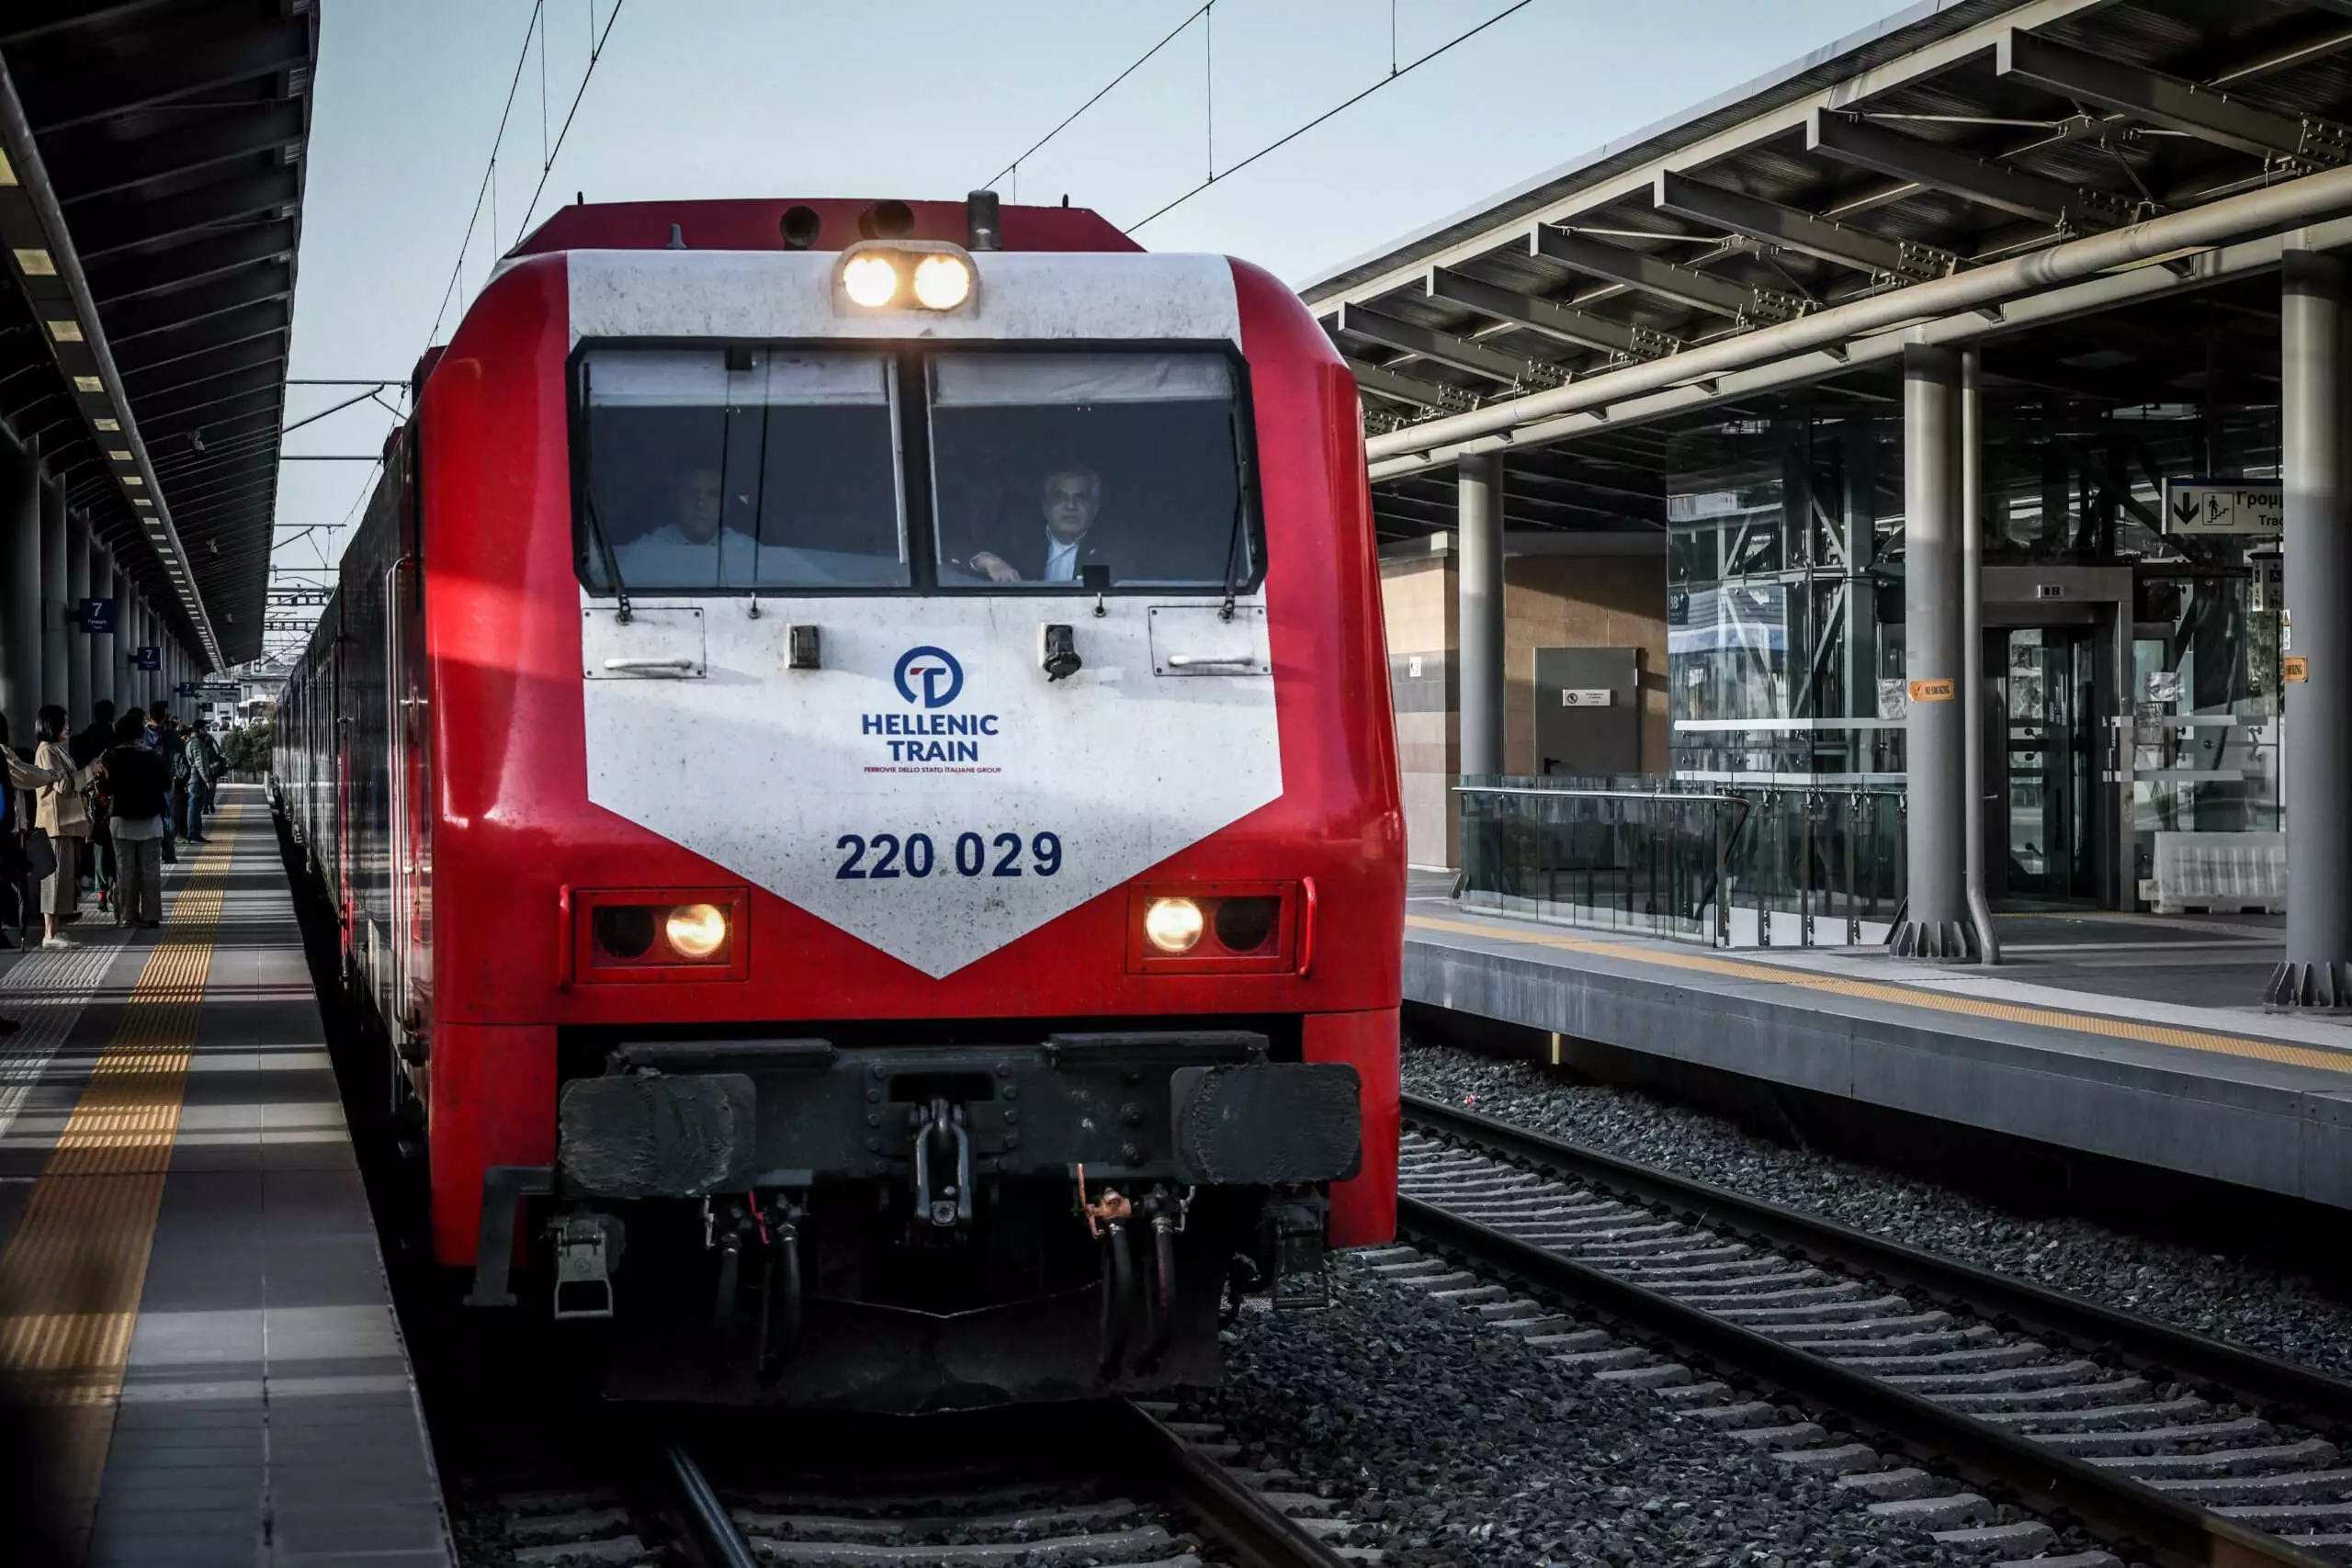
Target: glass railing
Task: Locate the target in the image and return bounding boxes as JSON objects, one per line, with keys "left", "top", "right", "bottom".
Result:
{"left": 1455, "top": 777, "right": 1906, "bottom": 947}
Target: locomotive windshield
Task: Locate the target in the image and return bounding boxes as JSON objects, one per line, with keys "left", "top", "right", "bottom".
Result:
{"left": 576, "top": 348, "right": 909, "bottom": 592}
{"left": 927, "top": 352, "right": 1252, "bottom": 591}
{"left": 572, "top": 345, "right": 1254, "bottom": 596}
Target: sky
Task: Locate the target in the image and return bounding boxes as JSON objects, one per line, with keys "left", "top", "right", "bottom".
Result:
{"left": 267, "top": 0, "right": 1904, "bottom": 630}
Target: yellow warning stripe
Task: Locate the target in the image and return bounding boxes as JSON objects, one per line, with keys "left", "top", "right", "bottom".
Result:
{"left": 0, "top": 808, "right": 239, "bottom": 1554}
{"left": 1407, "top": 910, "right": 2352, "bottom": 1077}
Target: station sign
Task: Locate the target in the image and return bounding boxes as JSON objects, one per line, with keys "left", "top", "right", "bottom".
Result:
{"left": 134, "top": 646, "right": 160, "bottom": 671}
{"left": 75, "top": 596, "right": 115, "bottom": 634}
{"left": 203, "top": 683, "right": 239, "bottom": 701}
{"left": 1559, "top": 689, "right": 1613, "bottom": 707}
{"left": 2163, "top": 479, "right": 2282, "bottom": 536}
{"left": 176, "top": 681, "right": 200, "bottom": 698}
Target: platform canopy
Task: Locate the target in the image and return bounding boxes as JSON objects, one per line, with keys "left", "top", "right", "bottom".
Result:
{"left": 1303, "top": 0, "right": 2352, "bottom": 543}
{"left": 0, "top": 0, "right": 317, "bottom": 668}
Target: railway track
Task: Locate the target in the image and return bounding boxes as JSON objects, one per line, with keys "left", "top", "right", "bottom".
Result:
{"left": 1397, "top": 1090, "right": 2352, "bottom": 1568}
{"left": 483, "top": 1400, "right": 1354, "bottom": 1567}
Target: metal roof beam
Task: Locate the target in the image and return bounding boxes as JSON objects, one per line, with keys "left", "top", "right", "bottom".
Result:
{"left": 85, "top": 220, "right": 298, "bottom": 306}
{"left": 1345, "top": 356, "right": 1477, "bottom": 413}
{"left": 1329, "top": 302, "right": 1566, "bottom": 388}
{"left": 113, "top": 299, "right": 286, "bottom": 373}
{"left": 1528, "top": 225, "right": 1767, "bottom": 320}
{"left": 17, "top": 17, "right": 312, "bottom": 132}
{"left": 1805, "top": 108, "right": 2132, "bottom": 230}
{"left": 1996, "top": 29, "right": 2347, "bottom": 169}
{"left": 135, "top": 367, "right": 282, "bottom": 424}
{"left": 1651, "top": 171, "right": 1955, "bottom": 283}
{"left": 70, "top": 166, "right": 301, "bottom": 260}
{"left": 1424, "top": 265, "right": 1677, "bottom": 359}
{"left": 123, "top": 333, "right": 287, "bottom": 401}
{"left": 103, "top": 261, "right": 292, "bottom": 344}
{"left": 52, "top": 102, "right": 310, "bottom": 205}
{"left": 141, "top": 385, "right": 278, "bottom": 438}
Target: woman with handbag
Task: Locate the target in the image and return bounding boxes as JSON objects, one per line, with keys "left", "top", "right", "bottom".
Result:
{"left": 31, "top": 707, "right": 95, "bottom": 950}
{"left": 0, "top": 711, "right": 61, "bottom": 1013}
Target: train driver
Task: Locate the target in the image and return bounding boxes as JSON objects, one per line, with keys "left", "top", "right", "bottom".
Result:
{"left": 967, "top": 466, "right": 1113, "bottom": 584}
{"left": 616, "top": 463, "right": 758, "bottom": 586}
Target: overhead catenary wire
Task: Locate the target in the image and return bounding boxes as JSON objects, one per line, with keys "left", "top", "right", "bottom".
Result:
{"left": 1126, "top": 0, "right": 1540, "bottom": 234}
{"left": 978, "top": 3, "right": 1214, "bottom": 193}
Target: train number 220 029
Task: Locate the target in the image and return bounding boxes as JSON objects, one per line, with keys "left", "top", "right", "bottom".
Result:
{"left": 835, "top": 831, "right": 1063, "bottom": 880}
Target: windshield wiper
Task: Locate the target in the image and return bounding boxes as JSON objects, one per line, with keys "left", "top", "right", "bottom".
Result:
{"left": 1217, "top": 412, "right": 1250, "bottom": 622}
{"left": 583, "top": 483, "right": 633, "bottom": 625}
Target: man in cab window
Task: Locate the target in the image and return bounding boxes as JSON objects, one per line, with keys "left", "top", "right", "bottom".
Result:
{"left": 618, "top": 463, "right": 757, "bottom": 587}
{"left": 968, "top": 467, "right": 1114, "bottom": 584}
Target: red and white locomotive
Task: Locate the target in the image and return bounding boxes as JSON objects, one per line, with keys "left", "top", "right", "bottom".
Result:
{"left": 276, "top": 194, "right": 1403, "bottom": 1409}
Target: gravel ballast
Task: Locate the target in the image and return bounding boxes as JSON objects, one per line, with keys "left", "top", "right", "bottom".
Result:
{"left": 1404, "top": 1039, "right": 2352, "bottom": 1379}
{"left": 1188, "top": 1260, "right": 1996, "bottom": 1568}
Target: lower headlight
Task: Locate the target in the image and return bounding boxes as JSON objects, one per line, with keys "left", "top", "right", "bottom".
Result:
{"left": 1143, "top": 897, "right": 1204, "bottom": 954}
{"left": 665, "top": 902, "right": 729, "bottom": 960}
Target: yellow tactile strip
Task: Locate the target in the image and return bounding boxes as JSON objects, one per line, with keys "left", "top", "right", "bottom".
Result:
{"left": 1408, "top": 911, "right": 2352, "bottom": 1078}
{"left": 0, "top": 808, "right": 239, "bottom": 1554}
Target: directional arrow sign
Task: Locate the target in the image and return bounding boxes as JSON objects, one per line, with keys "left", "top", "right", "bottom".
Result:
{"left": 2162, "top": 479, "right": 2281, "bottom": 536}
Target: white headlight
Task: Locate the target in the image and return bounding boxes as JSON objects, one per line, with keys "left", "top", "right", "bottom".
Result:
{"left": 911, "top": 253, "right": 972, "bottom": 310}
{"left": 842, "top": 254, "right": 899, "bottom": 308}
{"left": 665, "top": 902, "right": 729, "bottom": 960}
{"left": 1143, "top": 897, "right": 1204, "bottom": 954}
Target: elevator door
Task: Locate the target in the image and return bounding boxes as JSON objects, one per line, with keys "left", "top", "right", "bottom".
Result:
{"left": 1986, "top": 626, "right": 2102, "bottom": 905}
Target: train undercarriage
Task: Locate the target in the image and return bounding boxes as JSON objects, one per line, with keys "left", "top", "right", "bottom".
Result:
{"left": 462, "top": 1030, "right": 1361, "bottom": 1410}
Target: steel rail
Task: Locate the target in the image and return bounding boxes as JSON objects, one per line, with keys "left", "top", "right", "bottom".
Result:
{"left": 1104, "top": 1398, "right": 1351, "bottom": 1568}
{"left": 664, "top": 1440, "right": 758, "bottom": 1568}
{"left": 1402, "top": 1093, "right": 2352, "bottom": 1432}
{"left": 1400, "top": 1094, "right": 2347, "bottom": 1568}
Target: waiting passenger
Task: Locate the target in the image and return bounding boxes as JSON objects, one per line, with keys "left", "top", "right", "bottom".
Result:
{"left": 97, "top": 712, "right": 169, "bottom": 930}
{"left": 31, "top": 707, "right": 95, "bottom": 951}
{"left": 967, "top": 467, "right": 1114, "bottom": 583}
{"left": 616, "top": 464, "right": 758, "bottom": 586}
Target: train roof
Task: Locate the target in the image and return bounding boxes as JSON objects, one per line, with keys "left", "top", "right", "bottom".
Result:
{"left": 508, "top": 197, "right": 1142, "bottom": 258}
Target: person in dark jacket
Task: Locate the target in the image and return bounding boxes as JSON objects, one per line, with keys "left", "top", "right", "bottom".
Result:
{"left": 72, "top": 700, "right": 115, "bottom": 902}
{"left": 963, "top": 467, "right": 1119, "bottom": 583}
{"left": 96, "top": 712, "right": 170, "bottom": 929}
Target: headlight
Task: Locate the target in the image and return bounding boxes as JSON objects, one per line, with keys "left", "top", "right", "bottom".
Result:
{"left": 665, "top": 902, "right": 729, "bottom": 960}
{"left": 1143, "top": 897, "right": 1204, "bottom": 954}
{"left": 842, "top": 253, "right": 899, "bottom": 308}
{"left": 911, "top": 253, "right": 972, "bottom": 310}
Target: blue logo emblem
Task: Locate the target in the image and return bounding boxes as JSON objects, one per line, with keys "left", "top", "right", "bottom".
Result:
{"left": 895, "top": 646, "right": 964, "bottom": 709}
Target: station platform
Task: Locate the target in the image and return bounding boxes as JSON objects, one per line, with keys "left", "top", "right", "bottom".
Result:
{"left": 0, "top": 784, "right": 450, "bottom": 1566}
{"left": 1405, "top": 878, "right": 2352, "bottom": 1212}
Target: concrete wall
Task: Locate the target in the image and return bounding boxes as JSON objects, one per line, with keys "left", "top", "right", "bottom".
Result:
{"left": 1379, "top": 536, "right": 1671, "bottom": 868}
{"left": 1502, "top": 550, "right": 1669, "bottom": 777}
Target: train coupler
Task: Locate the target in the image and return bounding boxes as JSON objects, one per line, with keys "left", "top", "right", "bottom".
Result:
{"left": 549, "top": 1210, "right": 625, "bottom": 1321}
{"left": 910, "top": 1097, "right": 973, "bottom": 1228}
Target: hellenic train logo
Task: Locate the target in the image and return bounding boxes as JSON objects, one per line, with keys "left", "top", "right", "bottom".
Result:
{"left": 894, "top": 646, "right": 964, "bottom": 708}
{"left": 865, "top": 646, "right": 1000, "bottom": 768}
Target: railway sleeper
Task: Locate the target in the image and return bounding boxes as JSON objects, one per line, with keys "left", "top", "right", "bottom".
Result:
{"left": 2085, "top": 1439, "right": 2337, "bottom": 1478}
{"left": 1825, "top": 1341, "right": 2048, "bottom": 1375}
{"left": 1863, "top": 1491, "right": 1995, "bottom": 1529}
{"left": 1976, "top": 1395, "right": 2211, "bottom": 1431}
{"left": 1930, "top": 1375, "right": 2154, "bottom": 1413}
{"left": 1883, "top": 1357, "right": 2109, "bottom": 1394}
{"left": 2147, "top": 1467, "right": 2352, "bottom": 1503}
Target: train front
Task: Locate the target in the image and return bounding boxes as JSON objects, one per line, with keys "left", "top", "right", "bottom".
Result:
{"left": 420, "top": 197, "right": 1403, "bottom": 1410}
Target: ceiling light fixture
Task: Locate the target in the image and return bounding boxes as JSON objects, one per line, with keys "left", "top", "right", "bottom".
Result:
{"left": 47, "top": 320, "right": 81, "bottom": 343}
{"left": 73, "top": 375, "right": 100, "bottom": 392}
{"left": 93, "top": 417, "right": 118, "bottom": 432}
{"left": 107, "top": 449, "right": 130, "bottom": 461}
{"left": 13, "top": 249, "right": 52, "bottom": 276}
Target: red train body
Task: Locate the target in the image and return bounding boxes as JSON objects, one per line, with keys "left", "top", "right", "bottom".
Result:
{"left": 276, "top": 197, "right": 1403, "bottom": 1409}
